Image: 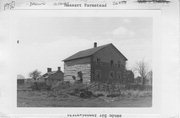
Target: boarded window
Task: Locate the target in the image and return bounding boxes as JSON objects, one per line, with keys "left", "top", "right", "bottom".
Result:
{"left": 95, "top": 70, "right": 101, "bottom": 79}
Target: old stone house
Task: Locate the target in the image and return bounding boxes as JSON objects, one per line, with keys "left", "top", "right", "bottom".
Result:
{"left": 38, "top": 67, "right": 64, "bottom": 86}
{"left": 63, "top": 43, "right": 127, "bottom": 84}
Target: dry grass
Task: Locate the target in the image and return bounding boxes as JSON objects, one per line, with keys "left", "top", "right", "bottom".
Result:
{"left": 17, "top": 82, "right": 152, "bottom": 107}
{"left": 17, "top": 90, "right": 152, "bottom": 107}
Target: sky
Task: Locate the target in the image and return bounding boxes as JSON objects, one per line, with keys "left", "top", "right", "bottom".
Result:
{"left": 12, "top": 17, "right": 152, "bottom": 77}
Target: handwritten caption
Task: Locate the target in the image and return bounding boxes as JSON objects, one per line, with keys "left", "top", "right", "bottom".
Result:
{"left": 112, "top": 0, "right": 127, "bottom": 6}
{"left": 136, "top": 0, "right": 170, "bottom": 3}
{"left": 0, "top": 0, "right": 171, "bottom": 11}
{"left": 67, "top": 114, "right": 122, "bottom": 118}
{"left": 29, "top": 2, "right": 46, "bottom": 7}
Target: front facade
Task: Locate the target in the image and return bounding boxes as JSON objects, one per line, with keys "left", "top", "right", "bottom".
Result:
{"left": 63, "top": 43, "right": 127, "bottom": 84}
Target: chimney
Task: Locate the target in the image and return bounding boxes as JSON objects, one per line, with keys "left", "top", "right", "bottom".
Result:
{"left": 58, "top": 67, "right": 61, "bottom": 71}
{"left": 94, "top": 42, "right": 97, "bottom": 48}
{"left": 47, "top": 68, "right": 52, "bottom": 72}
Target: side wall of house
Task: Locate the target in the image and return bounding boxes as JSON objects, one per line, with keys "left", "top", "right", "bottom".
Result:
{"left": 91, "top": 62, "right": 125, "bottom": 82}
{"left": 64, "top": 57, "right": 91, "bottom": 83}
{"left": 92, "top": 45, "right": 127, "bottom": 82}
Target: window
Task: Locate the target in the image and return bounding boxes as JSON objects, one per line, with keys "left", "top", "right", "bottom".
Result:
{"left": 109, "top": 71, "right": 114, "bottom": 79}
{"left": 110, "top": 60, "right": 114, "bottom": 66}
{"left": 117, "top": 71, "right": 123, "bottom": 83}
{"left": 97, "top": 58, "right": 100, "bottom": 63}
{"left": 118, "top": 61, "right": 121, "bottom": 68}
{"left": 116, "top": 71, "right": 121, "bottom": 79}
{"left": 95, "top": 70, "right": 101, "bottom": 79}
{"left": 72, "top": 76, "right": 76, "bottom": 80}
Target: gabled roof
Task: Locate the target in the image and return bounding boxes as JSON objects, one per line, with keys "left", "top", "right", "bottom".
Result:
{"left": 42, "top": 71, "right": 57, "bottom": 78}
{"left": 38, "top": 70, "right": 63, "bottom": 80}
{"left": 63, "top": 43, "right": 127, "bottom": 61}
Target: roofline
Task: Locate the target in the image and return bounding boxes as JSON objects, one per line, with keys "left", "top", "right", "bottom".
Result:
{"left": 62, "top": 55, "right": 92, "bottom": 62}
{"left": 111, "top": 44, "right": 128, "bottom": 61}
{"left": 92, "top": 43, "right": 112, "bottom": 57}
{"left": 62, "top": 43, "right": 128, "bottom": 62}
{"left": 62, "top": 43, "right": 112, "bottom": 62}
{"left": 93, "top": 43, "right": 127, "bottom": 61}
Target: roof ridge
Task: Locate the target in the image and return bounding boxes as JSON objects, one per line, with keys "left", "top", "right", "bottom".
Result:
{"left": 79, "top": 43, "right": 110, "bottom": 52}
{"left": 63, "top": 43, "right": 116, "bottom": 61}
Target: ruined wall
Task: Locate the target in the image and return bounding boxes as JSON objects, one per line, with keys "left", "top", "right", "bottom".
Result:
{"left": 64, "top": 57, "right": 91, "bottom": 83}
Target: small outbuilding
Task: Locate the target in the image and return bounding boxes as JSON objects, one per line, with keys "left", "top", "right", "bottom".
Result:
{"left": 38, "top": 67, "right": 64, "bottom": 86}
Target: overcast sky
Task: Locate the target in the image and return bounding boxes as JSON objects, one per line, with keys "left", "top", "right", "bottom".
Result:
{"left": 13, "top": 17, "right": 152, "bottom": 77}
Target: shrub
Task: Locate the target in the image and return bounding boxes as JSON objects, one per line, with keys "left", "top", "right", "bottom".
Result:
{"left": 31, "top": 82, "right": 51, "bottom": 91}
{"left": 51, "top": 81, "right": 71, "bottom": 90}
{"left": 80, "top": 91, "right": 93, "bottom": 98}
{"left": 88, "top": 82, "right": 123, "bottom": 94}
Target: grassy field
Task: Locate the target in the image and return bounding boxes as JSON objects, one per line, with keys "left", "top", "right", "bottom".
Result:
{"left": 17, "top": 83, "right": 152, "bottom": 107}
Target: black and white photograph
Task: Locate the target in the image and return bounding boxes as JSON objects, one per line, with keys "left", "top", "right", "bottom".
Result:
{"left": 0, "top": 0, "right": 179, "bottom": 117}
{"left": 16, "top": 17, "right": 153, "bottom": 107}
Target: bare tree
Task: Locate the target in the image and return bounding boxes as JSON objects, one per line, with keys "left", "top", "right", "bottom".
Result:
{"left": 134, "top": 60, "right": 149, "bottom": 87}
{"left": 29, "top": 70, "right": 41, "bottom": 80}
{"left": 147, "top": 70, "right": 152, "bottom": 85}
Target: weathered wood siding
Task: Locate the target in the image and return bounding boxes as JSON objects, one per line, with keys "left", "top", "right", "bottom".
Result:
{"left": 64, "top": 57, "right": 91, "bottom": 83}
{"left": 64, "top": 64, "right": 91, "bottom": 83}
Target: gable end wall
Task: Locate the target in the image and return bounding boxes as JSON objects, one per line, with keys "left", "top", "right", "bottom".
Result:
{"left": 64, "top": 57, "right": 91, "bottom": 83}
